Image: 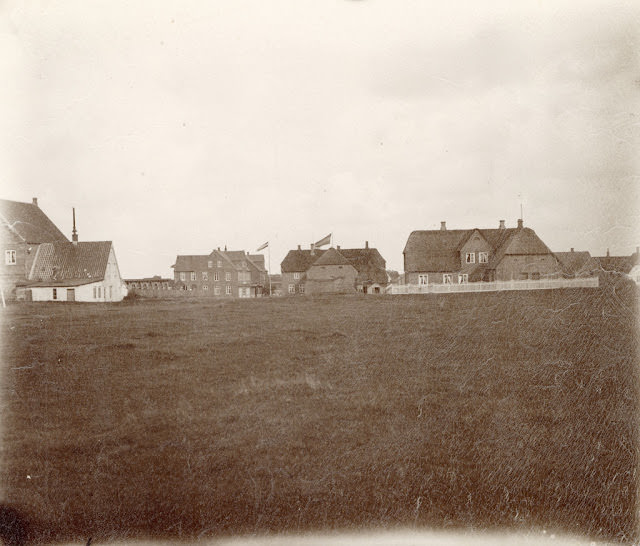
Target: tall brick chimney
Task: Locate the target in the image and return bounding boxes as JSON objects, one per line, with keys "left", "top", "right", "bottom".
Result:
{"left": 365, "top": 241, "right": 369, "bottom": 249}
{"left": 32, "top": 197, "right": 38, "bottom": 207}
{"left": 499, "top": 220, "right": 506, "bottom": 229}
{"left": 517, "top": 218, "right": 523, "bottom": 229}
{"left": 440, "top": 221, "right": 446, "bottom": 231}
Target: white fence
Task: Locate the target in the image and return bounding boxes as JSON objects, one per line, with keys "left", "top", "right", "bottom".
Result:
{"left": 389, "top": 277, "right": 599, "bottom": 295}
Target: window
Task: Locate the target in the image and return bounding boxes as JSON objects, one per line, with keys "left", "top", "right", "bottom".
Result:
{"left": 202, "top": 272, "right": 208, "bottom": 281}
{"left": 98, "top": 286, "right": 102, "bottom": 298}
{"left": 465, "top": 252, "right": 475, "bottom": 264}
{"left": 443, "top": 274, "right": 452, "bottom": 284}
{"left": 479, "top": 252, "right": 488, "bottom": 264}
{"left": 531, "top": 272, "right": 541, "bottom": 280}
{"left": 225, "top": 272, "right": 231, "bottom": 281}
{"left": 299, "top": 284, "right": 305, "bottom": 293}
{"left": 293, "top": 272, "right": 300, "bottom": 280}
{"left": 288, "top": 284, "right": 295, "bottom": 293}
{"left": 93, "top": 286, "right": 97, "bottom": 298}
{"left": 214, "top": 286, "right": 221, "bottom": 295}
{"left": 52, "top": 288, "right": 57, "bottom": 300}
{"left": 190, "top": 272, "right": 196, "bottom": 281}
{"left": 5, "top": 250, "right": 16, "bottom": 265}
{"left": 179, "top": 272, "right": 186, "bottom": 282}
{"left": 226, "top": 285, "right": 231, "bottom": 295}
{"left": 214, "top": 272, "right": 219, "bottom": 281}
{"left": 458, "top": 274, "right": 468, "bottom": 284}
{"left": 239, "top": 271, "right": 250, "bottom": 282}
{"left": 203, "top": 285, "right": 209, "bottom": 291}
{"left": 418, "top": 274, "right": 428, "bottom": 285}
{"left": 208, "top": 260, "right": 213, "bottom": 268}
{"left": 217, "top": 260, "right": 222, "bottom": 268}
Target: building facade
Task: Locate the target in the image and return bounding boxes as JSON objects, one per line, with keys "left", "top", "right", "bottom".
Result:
{"left": 403, "top": 219, "right": 561, "bottom": 285}
{"left": 0, "top": 198, "right": 69, "bottom": 299}
{"left": 281, "top": 242, "right": 388, "bottom": 295}
{"left": 172, "top": 248, "right": 267, "bottom": 298}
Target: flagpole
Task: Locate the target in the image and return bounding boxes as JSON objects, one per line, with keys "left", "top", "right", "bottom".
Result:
{"left": 268, "top": 244, "right": 272, "bottom": 296}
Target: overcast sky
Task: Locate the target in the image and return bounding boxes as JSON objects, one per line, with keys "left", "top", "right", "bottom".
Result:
{"left": 1, "top": 0, "right": 638, "bottom": 276}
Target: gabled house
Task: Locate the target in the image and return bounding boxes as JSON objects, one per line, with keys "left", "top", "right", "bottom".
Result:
{"left": 403, "top": 219, "right": 560, "bottom": 285}
{"left": 594, "top": 248, "right": 639, "bottom": 275}
{"left": 555, "top": 249, "right": 599, "bottom": 278}
{"left": 1, "top": 198, "right": 127, "bottom": 302}
{"left": 281, "top": 241, "right": 388, "bottom": 295}
{"left": 172, "top": 247, "right": 267, "bottom": 298}
{"left": 1, "top": 198, "right": 69, "bottom": 298}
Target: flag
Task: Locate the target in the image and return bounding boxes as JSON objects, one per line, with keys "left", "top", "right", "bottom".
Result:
{"left": 255, "top": 241, "right": 269, "bottom": 252}
{"left": 314, "top": 233, "right": 331, "bottom": 247}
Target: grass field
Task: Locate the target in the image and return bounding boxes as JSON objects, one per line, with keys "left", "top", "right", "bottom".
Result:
{"left": 1, "top": 283, "right": 638, "bottom": 544}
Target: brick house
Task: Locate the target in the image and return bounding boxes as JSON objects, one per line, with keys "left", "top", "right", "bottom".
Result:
{"left": 403, "top": 219, "right": 561, "bottom": 285}
{"left": 172, "top": 248, "right": 267, "bottom": 297}
{"left": 281, "top": 242, "right": 388, "bottom": 295}
{"left": 306, "top": 247, "right": 358, "bottom": 294}
{"left": 0, "top": 198, "right": 68, "bottom": 298}
{"left": 1, "top": 198, "right": 127, "bottom": 302}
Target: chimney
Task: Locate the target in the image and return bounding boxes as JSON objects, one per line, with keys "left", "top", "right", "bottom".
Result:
{"left": 570, "top": 248, "right": 574, "bottom": 253}
{"left": 310, "top": 243, "right": 315, "bottom": 256}
{"left": 499, "top": 220, "right": 505, "bottom": 230}
{"left": 365, "top": 241, "right": 369, "bottom": 249}
{"left": 337, "top": 245, "right": 341, "bottom": 251}
{"left": 297, "top": 245, "right": 301, "bottom": 251}
{"left": 606, "top": 248, "right": 610, "bottom": 257}
{"left": 440, "top": 221, "right": 446, "bottom": 231}
{"left": 517, "top": 218, "right": 523, "bottom": 229}
{"left": 32, "top": 197, "right": 38, "bottom": 207}
{"left": 72, "top": 208, "right": 78, "bottom": 244}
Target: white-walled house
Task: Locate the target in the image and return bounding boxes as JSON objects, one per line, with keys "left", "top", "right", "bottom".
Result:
{"left": 20, "top": 240, "right": 128, "bottom": 302}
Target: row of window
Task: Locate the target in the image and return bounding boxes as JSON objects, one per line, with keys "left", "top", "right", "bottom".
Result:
{"left": 419, "top": 274, "right": 468, "bottom": 285}
{"left": 288, "top": 284, "right": 305, "bottom": 293}
{"left": 205, "top": 260, "right": 248, "bottom": 269}
{"left": 465, "top": 252, "right": 489, "bottom": 264}
{"left": 182, "top": 284, "right": 233, "bottom": 295}
{"left": 179, "top": 271, "right": 232, "bottom": 282}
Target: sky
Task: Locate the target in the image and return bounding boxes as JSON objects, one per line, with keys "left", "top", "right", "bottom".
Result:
{"left": 1, "top": 0, "right": 638, "bottom": 277}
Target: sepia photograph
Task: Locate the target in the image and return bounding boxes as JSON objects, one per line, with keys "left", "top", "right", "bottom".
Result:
{"left": 0, "top": 1, "right": 639, "bottom": 544}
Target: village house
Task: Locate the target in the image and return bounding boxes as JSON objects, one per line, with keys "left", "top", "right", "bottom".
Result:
{"left": 555, "top": 249, "right": 599, "bottom": 278}
{"left": 125, "top": 276, "right": 175, "bottom": 296}
{"left": 172, "top": 248, "right": 267, "bottom": 298}
{"left": 1, "top": 198, "right": 127, "bottom": 302}
{"left": 281, "top": 242, "right": 388, "bottom": 295}
{"left": 403, "top": 219, "right": 560, "bottom": 285}
{"left": 593, "top": 248, "right": 639, "bottom": 275}
{"left": 1, "top": 198, "right": 68, "bottom": 298}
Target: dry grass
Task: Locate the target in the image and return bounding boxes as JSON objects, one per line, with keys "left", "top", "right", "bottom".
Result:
{"left": 0, "top": 282, "right": 638, "bottom": 544}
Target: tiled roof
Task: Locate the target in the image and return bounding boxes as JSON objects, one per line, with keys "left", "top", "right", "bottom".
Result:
{"left": 27, "top": 241, "right": 112, "bottom": 284}
{"left": 281, "top": 249, "right": 327, "bottom": 272}
{"left": 172, "top": 255, "right": 209, "bottom": 271}
{"left": 312, "top": 247, "right": 352, "bottom": 266}
{"left": 0, "top": 199, "right": 68, "bottom": 243}
{"left": 339, "top": 248, "right": 386, "bottom": 270}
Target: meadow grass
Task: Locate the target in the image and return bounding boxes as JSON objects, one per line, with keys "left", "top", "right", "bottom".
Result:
{"left": 0, "top": 282, "right": 638, "bottom": 544}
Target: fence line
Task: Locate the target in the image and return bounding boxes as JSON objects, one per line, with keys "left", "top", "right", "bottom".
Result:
{"left": 389, "top": 277, "right": 599, "bottom": 295}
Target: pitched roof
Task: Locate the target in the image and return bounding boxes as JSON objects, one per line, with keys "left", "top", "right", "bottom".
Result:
{"left": 404, "top": 225, "right": 554, "bottom": 273}
{"left": 403, "top": 229, "right": 475, "bottom": 272}
{"left": 311, "top": 247, "right": 353, "bottom": 266}
{"left": 339, "top": 248, "right": 386, "bottom": 270}
{"left": 248, "top": 254, "right": 266, "bottom": 271}
{"left": 594, "top": 254, "right": 638, "bottom": 274}
{"left": 281, "top": 249, "right": 327, "bottom": 272}
{"left": 555, "top": 251, "right": 597, "bottom": 276}
{"left": 27, "top": 241, "right": 112, "bottom": 284}
{"left": 172, "top": 255, "right": 209, "bottom": 271}
{"left": 0, "top": 199, "right": 68, "bottom": 243}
